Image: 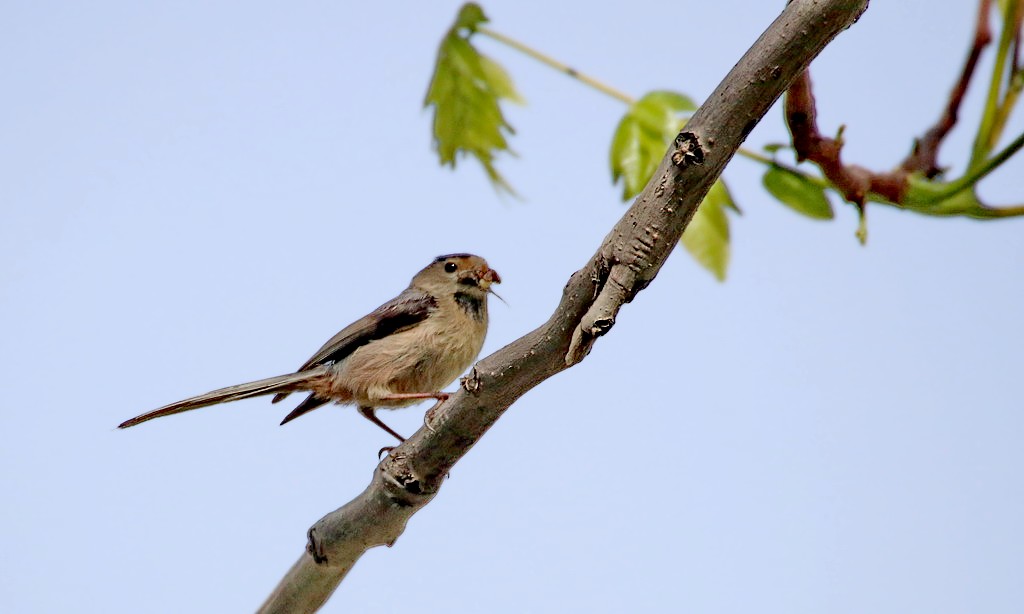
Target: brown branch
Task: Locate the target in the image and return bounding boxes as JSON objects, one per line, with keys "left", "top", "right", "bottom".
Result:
{"left": 901, "top": 0, "right": 993, "bottom": 178}
{"left": 1012, "top": 2, "right": 1021, "bottom": 76}
{"left": 786, "top": 0, "right": 999, "bottom": 210}
{"left": 785, "top": 0, "right": 1024, "bottom": 219}
{"left": 785, "top": 71, "right": 907, "bottom": 207}
{"left": 257, "top": 1, "right": 870, "bottom": 612}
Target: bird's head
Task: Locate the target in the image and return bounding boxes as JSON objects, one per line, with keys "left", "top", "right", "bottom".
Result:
{"left": 416, "top": 253, "right": 501, "bottom": 300}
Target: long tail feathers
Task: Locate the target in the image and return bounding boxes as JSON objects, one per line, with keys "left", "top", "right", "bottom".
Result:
{"left": 118, "top": 367, "right": 329, "bottom": 429}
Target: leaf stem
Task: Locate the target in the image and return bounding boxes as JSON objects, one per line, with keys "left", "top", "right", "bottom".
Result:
{"left": 948, "top": 129, "right": 1024, "bottom": 196}
{"left": 477, "top": 26, "right": 636, "bottom": 105}
{"left": 479, "top": 13, "right": 1024, "bottom": 221}
{"left": 987, "top": 4, "right": 1024, "bottom": 144}
{"left": 478, "top": 26, "right": 809, "bottom": 178}
{"left": 969, "top": 0, "right": 1022, "bottom": 167}
{"left": 735, "top": 149, "right": 833, "bottom": 188}
{"left": 967, "top": 203, "right": 1024, "bottom": 217}
{"left": 735, "top": 148, "right": 776, "bottom": 166}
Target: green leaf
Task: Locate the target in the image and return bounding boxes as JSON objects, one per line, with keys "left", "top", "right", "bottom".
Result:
{"left": 453, "top": 2, "right": 487, "bottom": 31}
{"left": 610, "top": 90, "right": 697, "bottom": 200}
{"left": 425, "top": 3, "right": 524, "bottom": 193}
{"left": 714, "top": 177, "right": 741, "bottom": 214}
{"left": 762, "top": 165, "right": 834, "bottom": 220}
{"left": 682, "top": 179, "right": 732, "bottom": 281}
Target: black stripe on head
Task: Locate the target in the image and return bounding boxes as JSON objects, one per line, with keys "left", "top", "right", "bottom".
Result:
{"left": 434, "top": 253, "right": 476, "bottom": 262}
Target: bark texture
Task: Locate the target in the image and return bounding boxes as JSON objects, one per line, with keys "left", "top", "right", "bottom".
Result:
{"left": 258, "top": 1, "right": 870, "bottom": 611}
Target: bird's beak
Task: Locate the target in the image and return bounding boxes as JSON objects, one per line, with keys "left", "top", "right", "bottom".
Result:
{"left": 480, "top": 267, "right": 501, "bottom": 287}
{"left": 477, "top": 266, "right": 503, "bottom": 303}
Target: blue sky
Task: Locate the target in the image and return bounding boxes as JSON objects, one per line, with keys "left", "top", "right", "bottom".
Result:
{"left": 2, "top": 1, "right": 1022, "bottom": 612}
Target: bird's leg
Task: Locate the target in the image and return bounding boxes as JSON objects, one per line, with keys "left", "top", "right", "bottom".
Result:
{"left": 380, "top": 391, "right": 450, "bottom": 434}
{"left": 365, "top": 394, "right": 450, "bottom": 455}
{"left": 358, "top": 405, "right": 407, "bottom": 443}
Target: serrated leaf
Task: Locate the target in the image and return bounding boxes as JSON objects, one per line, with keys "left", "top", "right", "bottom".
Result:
{"left": 610, "top": 90, "right": 696, "bottom": 200}
{"left": 762, "top": 165, "right": 834, "bottom": 220}
{"left": 425, "top": 3, "right": 523, "bottom": 193}
{"left": 479, "top": 55, "right": 525, "bottom": 104}
{"left": 682, "top": 180, "right": 731, "bottom": 281}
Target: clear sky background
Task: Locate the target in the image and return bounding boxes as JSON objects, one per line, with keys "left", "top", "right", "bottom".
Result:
{"left": 2, "top": 1, "right": 1022, "bottom": 612}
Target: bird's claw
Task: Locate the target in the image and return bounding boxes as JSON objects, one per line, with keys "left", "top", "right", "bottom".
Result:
{"left": 424, "top": 397, "right": 447, "bottom": 432}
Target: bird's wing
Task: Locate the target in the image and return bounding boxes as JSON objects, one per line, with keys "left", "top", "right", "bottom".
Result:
{"left": 296, "top": 289, "right": 437, "bottom": 371}
{"left": 269, "top": 289, "right": 436, "bottom": 405}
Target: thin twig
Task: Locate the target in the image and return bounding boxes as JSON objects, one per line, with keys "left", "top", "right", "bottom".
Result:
{"left": 786, "top": 0, "right": 1024, "bottom": 220}
{"left": 477, "top": 26, "right": 635, "bottom": 105}
{"left": 987, "top": 1, "right": 1024, "bottom": 148}
{"left": 946, "top": 129, "right": 1024, "bottom": 196}
{"left": 785, "top": 70, "right": 907, "bottom": 207}
{"left": 480, "top": 23, "right": 797, "bottom": 174}
{"left": 970, "top": 0, "right": 1023, "bottom": 166}
{"left": 901, "top": 0, "right": 992, "bottom": 178}
{"left": 1013, "top": 4, "right": 1022, "bottom": 76}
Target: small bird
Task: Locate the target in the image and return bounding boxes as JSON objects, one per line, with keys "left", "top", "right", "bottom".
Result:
{"left": 118, "top": 253, "right": 500, "bottom": 442}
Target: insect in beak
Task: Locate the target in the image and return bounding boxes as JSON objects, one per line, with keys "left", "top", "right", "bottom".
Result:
{"left": 482, "top": 268, "right": 501, "bottom": 285}
{"left": 479, "top": 267, "right": 505, "bottom": 304}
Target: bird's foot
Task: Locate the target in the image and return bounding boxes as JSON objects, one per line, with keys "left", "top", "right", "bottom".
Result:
{"left": 423, "top": 398, "right": 447, "bottom": 433}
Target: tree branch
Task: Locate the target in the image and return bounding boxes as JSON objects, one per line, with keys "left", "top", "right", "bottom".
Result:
{"left": 785, "top": 71, "right": 907, "bottom": 208}
{"left": 257, "top": 1, "right": 870, "bottom": 611}
{"left": 900, "top": 0, "right": 993, "bottom": 178}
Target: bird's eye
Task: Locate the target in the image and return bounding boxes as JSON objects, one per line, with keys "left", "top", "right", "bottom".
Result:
{"left": 444, "top": 262, "right": 458, "bottom": 273}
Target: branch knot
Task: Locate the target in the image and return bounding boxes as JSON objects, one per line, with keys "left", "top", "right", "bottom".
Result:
{"left": 671, "top": 131, "right": 705, "bottom": 167}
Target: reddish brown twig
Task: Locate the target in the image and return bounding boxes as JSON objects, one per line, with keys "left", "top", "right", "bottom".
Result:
{"left": 1012, "top": 4, "right": 1021, "bottom": 76}
{"left": 784, "top": 71, "right": 907, "bottom": 208}
{"left": 900, "top": 0, "right": 993, "bottom": 177}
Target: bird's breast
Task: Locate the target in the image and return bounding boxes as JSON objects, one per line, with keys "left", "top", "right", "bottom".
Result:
{"left": 333, "top": 298, "right": 488, "bottom": 407}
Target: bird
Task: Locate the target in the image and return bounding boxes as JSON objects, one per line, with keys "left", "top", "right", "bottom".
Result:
{"left": 117, "top": 253, "right": 500, "bottom": 442}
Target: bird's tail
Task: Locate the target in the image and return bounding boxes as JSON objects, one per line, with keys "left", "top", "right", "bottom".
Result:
{"left": 118, "top": 367, "right": 329, "bottom": 429}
